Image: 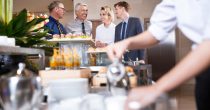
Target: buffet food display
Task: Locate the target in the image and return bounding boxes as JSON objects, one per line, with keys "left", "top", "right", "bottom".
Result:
{"left": 49, "top": 48, "right": 81, "bottom": 70}
{"left": 48, "top": 35, "right": 95, "bottom": 69}
{"left": 87, "top": 47, "right": 107, "bottom": 53}
{"left": 52, "top": 34, "right": 90, "bottom": 39}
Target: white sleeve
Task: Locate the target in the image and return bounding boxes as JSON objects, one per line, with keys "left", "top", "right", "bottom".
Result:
{"left": 65, "top": 22, "right": 72, "bottom": 34}
{"left": 87, "top": 21, "right": 93, "bottom": 31}
{"left": 95, "top": 26, "right": 99, "bottom": 41}
{"left": 148, "top": 0, "right": 177, "bottom": 41}
{"left": 203, "top": 16, "right": 210, "bottom": 41}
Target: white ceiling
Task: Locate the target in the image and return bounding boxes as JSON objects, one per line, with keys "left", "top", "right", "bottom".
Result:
{"left": 13, "top": 0, "right": 73, "bottom": 13}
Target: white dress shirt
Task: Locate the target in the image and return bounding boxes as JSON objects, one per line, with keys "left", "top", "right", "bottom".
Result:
{"left": 149, "top": 0, "right": 210, "bottom": 45}
{"left": 95, "top": 23, "right": 116, "bottom": 44}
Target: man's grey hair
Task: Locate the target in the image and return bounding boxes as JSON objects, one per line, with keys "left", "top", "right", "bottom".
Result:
{"left": 75, "top": 3, "right": 87, "bottom": 12}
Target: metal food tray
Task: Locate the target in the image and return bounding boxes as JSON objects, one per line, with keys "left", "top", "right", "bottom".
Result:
{"left": 47, "top": 38, "right": 95, "bottom": 47}
{"left": 88, "top": 66, "right": 105, "bottom": 72}
{"left": 86, "top": 50, "right": 106, "bottom": 54}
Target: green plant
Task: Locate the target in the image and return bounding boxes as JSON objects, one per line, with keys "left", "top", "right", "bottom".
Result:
{"left": 0, "top": 0, "right": 13, "bottom": 24}
{"left": 0, "top": 8, "right": 54, "bottom": 47}
{"left": 0, "top": 8, "right": 54, "bottom": 73}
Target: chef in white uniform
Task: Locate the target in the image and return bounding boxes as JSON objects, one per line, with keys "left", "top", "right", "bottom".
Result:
{"left": 106, "top": 0, "right": 210, "bottom": 110}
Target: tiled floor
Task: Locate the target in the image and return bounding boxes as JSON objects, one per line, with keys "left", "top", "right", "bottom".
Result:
{"left": 169, "top": 84, "right": 196, "bottom": 110}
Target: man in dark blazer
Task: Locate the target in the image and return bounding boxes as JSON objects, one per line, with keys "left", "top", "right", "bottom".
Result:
{"left": 114, "top": 1, "right": 145, "bottom": 62}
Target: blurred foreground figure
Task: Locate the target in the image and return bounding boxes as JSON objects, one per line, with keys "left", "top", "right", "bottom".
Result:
{"left": 106, "top": 0, "right": 210, "bottom": 110}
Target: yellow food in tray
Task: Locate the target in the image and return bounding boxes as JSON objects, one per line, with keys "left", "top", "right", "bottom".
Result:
{"left": 52, "top": 34, "right": 91, "bottom": 39}
{"left": 87, "top": 47, "right": 107, "bottom": 53}
{"left": 125, "top": 66, "right": 134, "bottom": 73}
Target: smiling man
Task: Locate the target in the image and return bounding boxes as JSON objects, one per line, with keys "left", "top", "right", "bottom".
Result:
{"left": 45, "top": 1, "right": 67, "bottom": 35}
{"left": 66, "top": 3, "right": 92, "bottom": 35}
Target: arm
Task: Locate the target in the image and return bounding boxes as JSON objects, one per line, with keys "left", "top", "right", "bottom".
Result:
{"left": 95, "top": 26, "right": 100, "bottom": 41}
{"left": 126, "top": 31, "right": 159, "bottom": 50}
{"left": 125, "top": 40, "right": 210, "bottom": 110}
{"left": 108, "top": 0, "right": 177, "bottom": 61}
{"left": 157, "top": 40, "right": 210, "bottom": 92}
{"left": 95, "top": 25, "right": 106, "bottom": 48}
{"left": 65, "top": 22, "right": 73, "bottom": 34}
{"left": 107, "top": 30, "right": 159, "bottom": 61}
{"left": 61, "top": 24, "right": 67, "bottom": 34}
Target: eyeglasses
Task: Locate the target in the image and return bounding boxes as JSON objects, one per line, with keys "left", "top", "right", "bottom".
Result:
{"left": 57, "top": 7, "right": 66, "bottom": 12}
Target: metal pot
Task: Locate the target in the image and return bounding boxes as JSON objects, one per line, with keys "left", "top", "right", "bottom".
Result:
{"left": 0, "top": 76, "right": 42, "bottom": 110}
{"left": 0, "top": 63, "right": 43, "bottom": 110}
{"left": 0, "top": 55, "right": 26, "bottom": 75}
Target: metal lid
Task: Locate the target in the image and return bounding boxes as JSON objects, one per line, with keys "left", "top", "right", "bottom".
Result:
{"left": 107, "top": 58, "right": 125, "bottom": 85}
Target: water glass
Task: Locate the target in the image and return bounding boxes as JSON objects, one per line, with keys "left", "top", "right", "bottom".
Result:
{"left": 80, "top": 94, "right": 105, "bottom": 110}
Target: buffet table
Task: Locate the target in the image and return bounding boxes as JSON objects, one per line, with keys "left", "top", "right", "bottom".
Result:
{"left": 40, "top": 86, "right": 176, "bottom": 110}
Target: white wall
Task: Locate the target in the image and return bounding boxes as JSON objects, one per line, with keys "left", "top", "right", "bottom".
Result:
{"left": 13, "top": 0, "right": 74, "bottom": 25}
{"left": 13, "top": 0, "right": 161, "bottom": 26}
{"left": 13, "top": 0, "right": 73, "bottom": 12}
{"left": 74, "top": 0, "right": 161, "bottom": 24}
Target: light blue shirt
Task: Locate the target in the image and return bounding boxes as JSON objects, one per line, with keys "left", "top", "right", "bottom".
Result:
{"left": 65, "top": 18, "right": 92, "bottom": 35}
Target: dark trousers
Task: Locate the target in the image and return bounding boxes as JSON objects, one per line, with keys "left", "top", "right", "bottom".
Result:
{"left": 195, "top": 67, "right": 210, "bottom": 110}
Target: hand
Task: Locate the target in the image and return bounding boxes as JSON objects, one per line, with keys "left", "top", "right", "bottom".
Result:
{"left": 139, "top": 60, "right": 145, "bottom": 64}
{"left": 65, "top": 33, "right": 72, "bottom": 38}
{"left": 106, "top": 40, "right": 130, "bottom": 61}
{"left": 96, "top": 41, "right": 108, "bottom": 48}
{"left": 95, "top": 41, "right": 102, "bottom": 48}
{"left": 100, "top": 43, "right": 108, "bottom": 47}
{"left": 60, "top": 34, "right": 65, "bottom": 38}
{"left": 52, "top": 34, "right": 60, "bottom": 39}
{"left": 125, "top": 85, "right": 163, "bottom": 110}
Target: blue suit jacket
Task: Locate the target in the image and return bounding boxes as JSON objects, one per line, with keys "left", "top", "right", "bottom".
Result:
{"left": 115, "top": 17, "right": 145, "bottom": 61}
{"left": 45, "top": 16, "right": 67, "bottom": 35}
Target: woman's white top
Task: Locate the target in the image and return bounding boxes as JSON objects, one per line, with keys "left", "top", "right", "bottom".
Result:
{"left": 95, "top": 23, "right": 116, "bottom": 44}
{"left": 148, "top": 0, "right": 210, "bottom": 44}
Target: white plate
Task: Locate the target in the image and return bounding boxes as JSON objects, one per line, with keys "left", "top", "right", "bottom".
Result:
{"left": 48, "top": 78, "right": 88, "bottom": 101}
{"left": 47, "top": 38, "right": 95, "bottom": 46}
{"left": 88, "top": 66, "right": 105, "bottom": 72}
{"left": 86, "top": 51, "right": 106, "bottom": 54}
{"left": 48, "top": 38, "right": 92, "bottom": 42}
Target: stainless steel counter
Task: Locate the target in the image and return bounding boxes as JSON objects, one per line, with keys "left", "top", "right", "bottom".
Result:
{"left": 0, "top": 45, "right": 45, "bottom": 69}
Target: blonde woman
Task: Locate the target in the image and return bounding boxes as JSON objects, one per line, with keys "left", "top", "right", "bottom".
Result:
{"left": 95, "top": 6, "right": 115, "bottom": 48}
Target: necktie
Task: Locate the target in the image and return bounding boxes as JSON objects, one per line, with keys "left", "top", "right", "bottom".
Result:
{"left": 81, "top": 22, "right": 86, "bottom": 35}
{"left": 121, "top": 22, "right": 126, "bottom": 40}
{"left": 56, "top": 21, "right": 63, "bottom": 34}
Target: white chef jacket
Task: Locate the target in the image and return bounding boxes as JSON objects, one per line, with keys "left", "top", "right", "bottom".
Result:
{"left": 148, "top": 0, "right": 210, "bottom": 44}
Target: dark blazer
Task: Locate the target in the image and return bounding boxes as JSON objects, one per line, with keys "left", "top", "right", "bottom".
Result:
{"left": 115, "top": 17, "right": 145, "bottom": 61}
{"left": 45, "top": 16, "right": 67, "bottom": 35}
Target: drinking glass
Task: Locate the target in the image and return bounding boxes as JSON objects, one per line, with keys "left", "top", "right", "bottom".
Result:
{"left": 80, "top": 94, "right": 105, "bottom": 110}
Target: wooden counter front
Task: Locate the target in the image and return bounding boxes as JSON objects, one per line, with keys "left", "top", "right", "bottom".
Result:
{"left": 39, "top": 68, "right": 91, "bottom": 86}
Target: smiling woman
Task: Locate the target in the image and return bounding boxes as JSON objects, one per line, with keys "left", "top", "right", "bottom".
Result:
{"left": 95, "top": 6, "right": 115, "bottom": 48}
